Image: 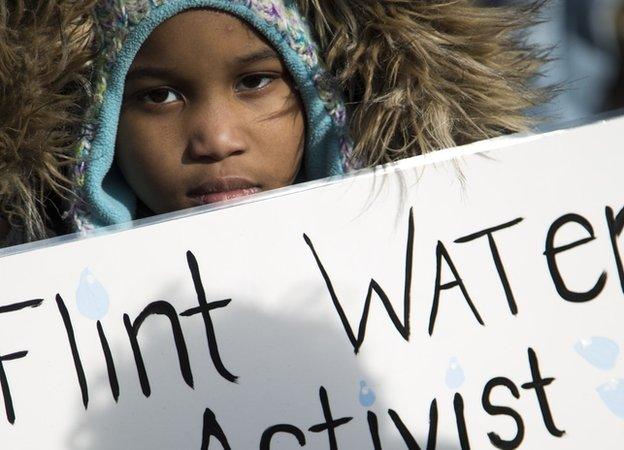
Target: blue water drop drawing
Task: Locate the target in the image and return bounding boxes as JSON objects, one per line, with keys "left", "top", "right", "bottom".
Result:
{"left": 597, "top": 379, "right": 624, "bottom": 419}
{"left": 76, "top": 268, "right": 110, "bottom": 320}
{"left": 574, "top": 337, "right": 620, "bottom": 370}
{"left": 359, "top": 380, "right": 376, "bottom": 407}
{"left": 445, "top": 357, "right": 465, "bottom": 389}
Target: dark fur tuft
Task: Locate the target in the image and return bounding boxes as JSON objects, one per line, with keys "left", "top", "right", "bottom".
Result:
{"left": 298, "top": 0, "right": 550, "bottom": 167}
{"left": 0, "top": 0, "right": 94, "bottom": 241}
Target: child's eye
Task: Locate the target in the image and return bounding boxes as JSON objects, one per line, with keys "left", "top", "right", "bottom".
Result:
{"left": 138, "top": 88, "right": 182, "bottom": 104}
{"left": 235, "top": 74, "right": 276, "bottom": 92}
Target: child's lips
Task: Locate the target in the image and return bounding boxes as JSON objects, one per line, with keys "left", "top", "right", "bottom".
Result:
{"left": 196, "top": 187, "right": 261, "bottom": 204}
{"left": 188, "top": 177, "right": 261, "bottom": 205}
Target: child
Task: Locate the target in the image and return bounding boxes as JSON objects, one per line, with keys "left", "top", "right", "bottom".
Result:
{"left": 67, "top": 0, "right": 546, "bottom": 230}
{"left": 0, "top": 0, "right": 93, "bottom": 245}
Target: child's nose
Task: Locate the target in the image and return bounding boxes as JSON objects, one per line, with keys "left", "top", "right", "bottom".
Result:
{"left": 185, "top": 102, "right": 246, "bottom": 162}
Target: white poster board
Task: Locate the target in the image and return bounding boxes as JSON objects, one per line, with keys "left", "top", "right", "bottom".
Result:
{"left": 0, "top": 116, "right": 623, "bottom": 449}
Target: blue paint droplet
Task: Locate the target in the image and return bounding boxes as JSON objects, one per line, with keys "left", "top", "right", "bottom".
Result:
{"left": 445, "top": 357, "right": 465, "bottom": 389}
{"left": 574, "top": 337, "right": 620, "bottom": 370}
{"left": 76, "top": 268, "right": 110, "bottom": 320}
{"left": 597, "top": 379, "right": 624, "bottom": 419}
{"left": 359, "top": 380, "right": 376, "bottom": 407}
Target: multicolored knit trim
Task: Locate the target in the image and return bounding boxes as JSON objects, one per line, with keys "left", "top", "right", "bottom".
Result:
{"left": 71, "top": 0, "right": 351, "bottom": 231}
{"left": 90, "top": 0, "right": 347, "bottom": 125}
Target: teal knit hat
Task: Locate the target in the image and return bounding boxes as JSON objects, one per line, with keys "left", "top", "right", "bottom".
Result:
{"left": 71, "top": 0, "right": 351, "bottom": 230}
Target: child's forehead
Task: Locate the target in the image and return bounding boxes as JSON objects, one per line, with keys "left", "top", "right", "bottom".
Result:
{"left": 136, "top": 9, "right": 275, "bottom": 59}
{"left": 151, "top": 9, "right": 261, "bottom": 43}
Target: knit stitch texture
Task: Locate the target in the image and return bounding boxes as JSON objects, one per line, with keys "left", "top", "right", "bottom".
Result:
{"left": 71, "top": 0, "right": 350, "bottom": 229}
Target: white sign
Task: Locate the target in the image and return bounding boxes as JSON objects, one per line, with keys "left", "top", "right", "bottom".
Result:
{"left": 0, "top": 116, "right": 623, "bottom": 449}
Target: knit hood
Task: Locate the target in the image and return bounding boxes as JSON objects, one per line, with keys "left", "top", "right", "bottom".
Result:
{"left": 71, "top": 0, "right": 547, "bottom": 231}
{"left": 71, "top": 0, "right": 351, "bottom": 230}
{"left": 0, "top": 1, "right": 93, "bottom": 242}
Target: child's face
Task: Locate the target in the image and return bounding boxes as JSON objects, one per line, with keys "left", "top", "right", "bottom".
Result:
{"left": 117, "top": 9, "right": 305, "bottom": 214}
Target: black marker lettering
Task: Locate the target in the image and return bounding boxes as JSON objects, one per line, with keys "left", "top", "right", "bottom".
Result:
{"left": 543, "top": 213, "right": 606, "bottom": 302}
{"left": 56, "top": 294, "right": 88, "bottom": 408}
{"left": 388, "top": 399, "right": 438, "bottom": 450}
{"left": 482, "top": 377, "right": 524, "bottom": 449}
{"left": 606, "top": 206, "right": 624, "bottom": 293}
{"left": 182, "top": 251, "right": 237, "bottom": 383}
{"left": 303, "top": 207, "right": 414, "bottom": 353}
{"left": 454, "top": 393, "right": 471, "bottom": 450}
{"left": 0, "top": 299, "right": 43, "bottom": 314}
{"left": 0, "top": 298, "right": 42, "bottom": 423}
{"left": 521, "top": 348, "right": 565, "bottom": 437}
{"left": 260, "top": 424, "right": 306, "bottom": 449}
{"left": 97, "top": 321, "right": 119, "bottom": 402}
{"left": 455, "top": 218, "right": 524, "bottom": 315}
{"left": 429, "top": 242, "right": 484, "bottom": 335}
{"left": 309, "top": 386, "right": 353, "bottom": 450}
{"left": 368, "top": 411, "right": 382, "bottom": 450}
{"left": 0, "top": 351, "right": 27, "bottom": 424}
{"left": 201, "top": 407, "right": 231, "bottom": 450}
{"left": 124, "top": 301, "right": 193, "bottom": 397}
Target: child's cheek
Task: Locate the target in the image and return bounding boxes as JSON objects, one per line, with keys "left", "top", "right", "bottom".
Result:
{"left": 255, "top": 111, "right": 304, "bottom": 189}
{"left": 251, "top": 88, "right": 306, "bottom": 189}
{"left": 115, "top": 111, "right": 189, "bottom": 214}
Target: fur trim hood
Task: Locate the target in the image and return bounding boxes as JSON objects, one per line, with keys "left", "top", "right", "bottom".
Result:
{"left": 298, "top": 0, "right": 548, "bottom": 166}
{"left": 0, "top": 1, "right": 93, "bottom": 242}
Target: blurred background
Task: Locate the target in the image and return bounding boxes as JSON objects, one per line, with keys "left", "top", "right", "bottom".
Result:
{"left": 484, "top": 0, "right": 624, "bottom": 123}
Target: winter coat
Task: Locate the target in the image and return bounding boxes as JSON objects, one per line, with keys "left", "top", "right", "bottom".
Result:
{"left": 0, "top": 0, "right": 548, "bottom": 244}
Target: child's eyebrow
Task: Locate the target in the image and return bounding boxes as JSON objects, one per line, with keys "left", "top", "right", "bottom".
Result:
{"left": 125, "top": 66, "right": 180, "bottom": 83}
{"left": 125, "top": 49, "right": 279, "bottom": 84}
{"left": 233, "top": 48, "right": 280, "bottom": 66}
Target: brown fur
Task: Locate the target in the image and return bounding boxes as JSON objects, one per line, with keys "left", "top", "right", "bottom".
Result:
{"left": 298, "top": 0, "right": 549, "bottom": 167}
{"left": 0, "top": 1, "right": 94, "bottom": 241}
